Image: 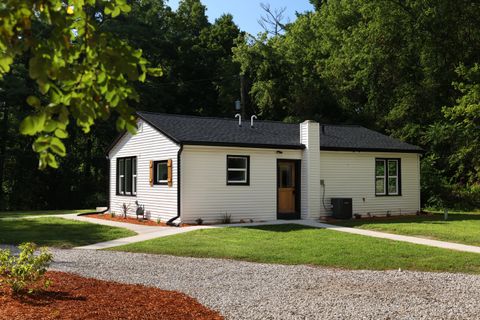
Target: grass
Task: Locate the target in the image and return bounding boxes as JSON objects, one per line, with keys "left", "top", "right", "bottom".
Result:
{"left": 111, "top": 224, "right": 480, "bottom": 274}
{"left": 332, "top": 211, "right": 480, "bottom": 247}
{"left": 0, "top": 217, "right": 136, "bottom": 248}
{"left": 0, "top": 209, "right": 94, "bottom": 219}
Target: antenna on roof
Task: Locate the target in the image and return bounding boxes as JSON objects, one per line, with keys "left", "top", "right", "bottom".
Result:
{"left": 235, "top": 113, "right": 242, "bottom": 127}
{"left": 251, "top": 115, "right": 257, "bottom": 128}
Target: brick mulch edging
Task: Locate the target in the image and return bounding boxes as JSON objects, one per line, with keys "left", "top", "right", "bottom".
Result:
{"left": 0, "top": 271, "right": 223, "bottom": 320}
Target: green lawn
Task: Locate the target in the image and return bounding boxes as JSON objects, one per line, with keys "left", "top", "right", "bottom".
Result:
{"left": 332, "top": 211, "right": 480, "bottom": 247}
{"left": 0, "top": 217, "right": 135, "bottom": 248}
{"left": 0, "top": 209, "right": 94, "bottom": 219}
{"left": 112, "top": 224, "right": 480, "bottom": 274}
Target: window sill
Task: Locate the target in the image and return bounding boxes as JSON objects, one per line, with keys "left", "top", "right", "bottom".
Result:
{"left": 375, "top": 194, "right": 402, "bottom": 197}
{"left": 227, "top": 182, "right": 250, "bottom": 186}
{"left": 116, "top": 194, "right": 137, "bottom": 197}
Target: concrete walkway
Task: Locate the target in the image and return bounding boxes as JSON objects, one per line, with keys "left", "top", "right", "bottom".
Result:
{"left": 294, "top": 220, "right": 480, "bottom": 254}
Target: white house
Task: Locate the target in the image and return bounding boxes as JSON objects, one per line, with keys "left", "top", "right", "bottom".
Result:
{"left": 107, "top": 112, "right": 423, "bottom": 224}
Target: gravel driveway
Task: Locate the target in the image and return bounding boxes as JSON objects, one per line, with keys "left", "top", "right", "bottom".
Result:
{"left": 46, "top": 249, "right": 480, "bottom": 320}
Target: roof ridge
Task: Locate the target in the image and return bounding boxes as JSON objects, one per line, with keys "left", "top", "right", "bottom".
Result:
{"left": 136, "top": 111, "right": 300, "bottom": 125}
{"left": 319, "top": 123, "right": 362, "bottom": 128}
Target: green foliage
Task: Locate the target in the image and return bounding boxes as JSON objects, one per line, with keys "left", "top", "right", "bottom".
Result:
{"left": 1, "top": 0, "right": 242, "bottom": 211}
{"left": 0, "top": 0, "right": 162, "bottom": 169}
{"left": 235, "top": 0, "right": 480, "bottom": 207}
{"left": 0, "top": 242, "right": 53, "bottom": 294}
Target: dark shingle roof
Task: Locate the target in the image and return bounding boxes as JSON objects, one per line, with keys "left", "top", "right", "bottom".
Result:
{"left": 136, "top": 112, "right": 423, "bottom": 153}
{"left": 319, "top": 125, "right": 423, "bottom": 153}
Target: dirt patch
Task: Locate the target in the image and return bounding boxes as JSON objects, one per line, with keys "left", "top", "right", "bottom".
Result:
{"left": 0, "top": 271, "right": 223, "bottom": 320}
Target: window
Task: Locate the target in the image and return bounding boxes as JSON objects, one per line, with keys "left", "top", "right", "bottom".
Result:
{"left": 227, "top": 155, "right": 249, "bottom": 185}
{"left": 154, "top": 160, "right": 168, "bottom": 185}
{"left": 117, "top": 157, "right": 137, "bottom": 196}
{"left": 375, "top": 158, "right": 400, "bottom": 196}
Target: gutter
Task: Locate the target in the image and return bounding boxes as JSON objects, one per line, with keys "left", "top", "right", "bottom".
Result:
{"left": 167, "top": 144, "right": 183, "bottom": 226}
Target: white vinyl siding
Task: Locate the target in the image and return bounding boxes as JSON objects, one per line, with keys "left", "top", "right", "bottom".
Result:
{"left": 109, "top": 120, "right": 180, "bottom": 221}
{"left": 180, "top": 145, "right": 302, "bottom": 224}
{"left": 319, "top": 151, "right": 420, "bottom": 217}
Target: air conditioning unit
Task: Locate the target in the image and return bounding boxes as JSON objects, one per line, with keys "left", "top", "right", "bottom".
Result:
{"left": 331, "top": 198, "right": 353, "bottom": 219}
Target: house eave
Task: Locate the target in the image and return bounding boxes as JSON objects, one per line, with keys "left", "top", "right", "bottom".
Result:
{"left": 320, "top": 146, "right": 425, "bottom": 154}
{"left": 181, "top": 141, "right": 305, "bottom": 150}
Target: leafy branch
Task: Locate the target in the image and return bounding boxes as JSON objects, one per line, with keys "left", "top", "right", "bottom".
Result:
{"left": 0, "top": 0, "right": 162, "bottom": 169}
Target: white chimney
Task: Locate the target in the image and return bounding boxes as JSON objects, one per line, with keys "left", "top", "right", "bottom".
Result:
{"left": 300, "top": 120, "right": 321, "bottom": 219}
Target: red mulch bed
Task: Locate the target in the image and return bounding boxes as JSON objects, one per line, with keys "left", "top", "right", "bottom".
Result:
{"left": 321, "top": 211, "right": 434, "bottom": 223}
{"left": 84, "top": 214, "right": 169, "bottom": 226}
{"left": 0, "top": 271, "right": 223, "bottom": 320}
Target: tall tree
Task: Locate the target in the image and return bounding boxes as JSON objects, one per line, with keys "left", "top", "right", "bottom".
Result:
{"left": 0, "top": 0, "right": 161, "bottom": 168}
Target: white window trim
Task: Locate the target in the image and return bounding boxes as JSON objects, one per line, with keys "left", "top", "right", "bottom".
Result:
{"left": 387, "top": 160, "right": 399, "bottom": 195}
{"left": 227, "top": 156, "right": 249, "bottom": 184}
{"left": 156, "top": 161, "right": 168, "bottom": 184}
{"left": 119, "top": 175, "right": 125, "bottom": 195}
{"left": 375, "top": 159, "right": 386, "bottom": 195}
{"left": 117, "top": 156, "right": 137, "bottom": 196}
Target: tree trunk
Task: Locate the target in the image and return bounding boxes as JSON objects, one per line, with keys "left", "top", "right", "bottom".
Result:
{"left": 0, "top": 102, "right": 8, "bottom": 210}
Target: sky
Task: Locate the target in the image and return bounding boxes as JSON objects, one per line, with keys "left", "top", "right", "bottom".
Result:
{"left": 167, "top": 0, "right": 314, "bottom": 35}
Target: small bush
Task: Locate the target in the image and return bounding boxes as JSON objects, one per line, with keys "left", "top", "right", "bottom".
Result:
{"left": 156, "top": 217, "right": 162, "bottom": 224}
{"left": 121, "top": 203, "right": 131, "bottom": 219}
{"left": 221, "top": 213, "right": 231, "bottom": 224}
{"left": 195, "top": 218, "right": 203, "bottom": 225}
{"left": 0, "top": 243, "right": 53, "bottom": 294}
{"left": 110, "top": 211, "right": 116, "bottom": 218}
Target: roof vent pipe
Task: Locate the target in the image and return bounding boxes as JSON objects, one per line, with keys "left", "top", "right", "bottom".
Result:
{"left": 251, "top": 115, "right": 257, "bottom": 128}
{"left": 235, "top": 113, "right": 242, "bottom": 127}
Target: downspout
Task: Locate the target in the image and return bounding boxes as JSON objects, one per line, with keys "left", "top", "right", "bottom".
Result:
{"left": 78, "top": 155, "right": 110, "bottom": 216}
{"left": 167, "top": 144, "right": 183, "bottom": 226}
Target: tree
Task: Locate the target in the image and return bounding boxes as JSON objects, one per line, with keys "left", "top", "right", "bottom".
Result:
{"left": 0, "top": 0, "right": 242, "bottom": 210}
{"left": 0, "top": 0, "right": 161, "bottom": 169}
{"left": 442, "top": 64, "right": 480, "bottom": 191}
{"left": 234, "top": 0, "right": 480, "bottom": 207}
{"left": 233, "top": 13, "right": 341, "bottom": 122}
{"left": 258, "top": 3, "right": 287, "bottom": 36}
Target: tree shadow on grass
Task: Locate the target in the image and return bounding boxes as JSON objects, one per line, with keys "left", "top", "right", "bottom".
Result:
{"left": 335, "top": 213, "right": 480, "bottom": 228}
{"left": 242, "top": 224, "right": 315, "bottom": 233}
{"left": 0, "top": 218, "right": 133, "bottom": 247}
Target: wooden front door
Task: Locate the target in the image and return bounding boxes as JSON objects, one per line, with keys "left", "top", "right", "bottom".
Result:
{"left": 277, "top": 160, "right": 300, "bottom": 219}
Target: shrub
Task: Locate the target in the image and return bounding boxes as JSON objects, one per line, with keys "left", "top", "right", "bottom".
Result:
{"left": 121, "top": 203, "right": 131, "bottom": 218}
{"left": 0, "top": 243, "right": 53, "bottom": 294}
{"left": 221, "top": 213, "right": 231, "bottom": 224}
{"left": 195, "top": 218, "right": 203, "bottom": 225}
